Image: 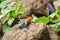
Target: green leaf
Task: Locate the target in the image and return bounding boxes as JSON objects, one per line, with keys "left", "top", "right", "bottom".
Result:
{"left": 17, "top": 11, "right": 24, "bottom": 15}
{"left": 8, "top": 18, "right": 14, "bottom": 25}
{"left": 49, "top": 12, "right": 56, "bottom": 19}
{"left": 3, "top": 17, "right": 9, "bottom": 24}
{"left": 12, "top": 3, "right": 26, "bottom": 17}
{"left": 35, "top": 16, "right": 50, "bottom": 24}
{"left": 3, "top": 13, "right": 10, "bottom": 24}
{"left": 0, "top": 0, "right": 11, "bottom": 8}
{"left": 0, "top": 14, "right": 5, "bottom": 19}
{"left": 1, "top": 7, "right": 11, "bottom": 15}
{"left": 21, "top": 8, "right": 27, "bottom": 14}
{"left": 51, "top": 19, "right": 60, "bottom": 23}
{"left": 49, "top": 22, "right": 60, "bottom": 30}
{"left": 16, "top": 11, "right": 26, "bottom": 15}
{"left": 56, "top": 11, "right": 60, "bottom": 18}
{"left": 3, "top": 24, "right": 10, "bottom": 33}
{"left": 32, "top": 14, "right": 38, "bottom": 22}
{"left": 13, "top": 3, "right": 20, "bottom": 13}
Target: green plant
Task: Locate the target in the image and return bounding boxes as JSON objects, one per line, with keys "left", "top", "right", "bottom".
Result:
{"left": 56, "top": 11, "right": 60, "bottom": 19}
{"left": 0, "top": 0, "right": 27, "bottom": 33}
{"left": 3, "top": 24, "right": 10, "bottom": 33}
{"left": 3, "top": 3, "right": 26, "bottom": 25}
{"left": 0, "top": 0, "right": 11, "bottom": 8}
{"left": 34, "top": 10, "right": 60, "bottom": 31}
{"left": 3, "top": 3, "right": 26, "bottom": 32}
{"left": 49, "top": 22, "right": 60, "bottom": 31}
{"left": 35, "top": 16, "right": 50, "bottom": 24}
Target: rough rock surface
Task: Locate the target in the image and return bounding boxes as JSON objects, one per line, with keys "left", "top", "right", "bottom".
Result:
{"left": 53, "top": 0, "right": 60, "bottom": 10}
{"left": 9, "top": 0, "right": 56, "bottom": 18}
{"left": 48, "top": 28, "right": 60, "bottom": 40}
{"left": 2, "top": 23, "right": 47, "bottom": 40}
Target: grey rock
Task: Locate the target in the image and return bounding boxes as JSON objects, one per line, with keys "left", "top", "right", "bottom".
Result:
{"left": 2, "top": 23, "right": 47, "bottom": 40}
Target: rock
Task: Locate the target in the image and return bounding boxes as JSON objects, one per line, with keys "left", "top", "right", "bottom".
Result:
{"left": 53, "top": 0, "right": 60, "bottom": 10}
{"left": 39, "top": 27, "right": 51, "bottom": 40}
{"left": 56, "top": 30, "right": 60, "bottom": 40}
{"left": 9, "top": 0, "right": 56, "bottom": 18}
{"left": 48, "top": 28, "right": 60, "bottom": 40}
{"left": 48, "top": 28, "right": 58, "bottom": 40}
{"left": 2, "top": 23, "right": 47, "bottom": 40}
